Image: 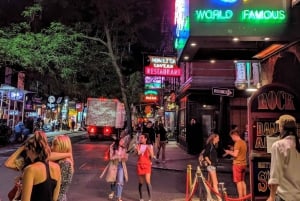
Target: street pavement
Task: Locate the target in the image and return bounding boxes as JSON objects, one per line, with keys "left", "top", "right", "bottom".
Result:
{"left": 0, "top": 131, "right": 248, "bottom": 201}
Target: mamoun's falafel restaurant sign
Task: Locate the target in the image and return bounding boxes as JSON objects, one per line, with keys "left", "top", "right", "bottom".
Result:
{"left": 188, "top": 0, "right": 289, "bottom": 37}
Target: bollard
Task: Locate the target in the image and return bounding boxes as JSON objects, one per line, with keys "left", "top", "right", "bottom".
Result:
{"left": 218, "top": 182, "right": 225, "bottom": 199}
{"left": 187, "top": 164, "right": 192, "bottom": 193}
{"left": 197, "top": 168, "right": 203, "bottom": 201}
{"left": 186, "top": 164, "right": 192, "bottom": 201}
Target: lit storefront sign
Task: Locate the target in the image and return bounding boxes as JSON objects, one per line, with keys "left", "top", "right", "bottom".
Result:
{"left": 149, "top": 56, "right": 177, "bottom": 68}
{"left": 188, "top": 0, "right": 289, "bottom": 37}
{"left": 194, "top": 9, "right": 286, "bottom": 22}
{"left": 144, "top": 95, "right": 158, "bottom": 102}
{"left": 145, "top": 56, "right": 181, "bottom": 77}
{"left": 235, "top": 61, "right": 261, "bottom": 90}
{"left": 8, "top": 90, "right": 24, "bottom": 101}
{"left": 144, "top": 66, "right": 181, "bottom": 77}
{"left": 174, "top": 0, "right": 190, "bottom": 50}
{"left": 145, "top": 76, "right": 164, "bottom": 89}
{"left": 143, "top": 90, "right": 159, "bottom": 102}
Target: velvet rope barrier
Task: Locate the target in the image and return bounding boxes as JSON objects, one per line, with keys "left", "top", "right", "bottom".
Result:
{"left": 224, "top": 193, "right": 252, "bottom": 201}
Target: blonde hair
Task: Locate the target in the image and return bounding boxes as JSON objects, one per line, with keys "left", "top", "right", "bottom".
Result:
{"left": 52, "top": 135, "right": 74, "bottom": 173}
{"left": 206, "top": 133, "right": 219, "bottom": 145}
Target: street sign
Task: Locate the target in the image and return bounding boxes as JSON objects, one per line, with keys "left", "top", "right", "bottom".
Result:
{"left": 212, "top": 87, "right": 234, "bottom": 97}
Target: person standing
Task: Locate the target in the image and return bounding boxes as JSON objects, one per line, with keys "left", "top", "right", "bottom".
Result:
{"left": 135, "top": 133, "right": 154, "bottom": 201}
{"left": 142, "top": 121, "right": 156, "bottom": 145}
{"left": 21, "top": 131, "right": 61, "bottom": 201}
{"left": 224, "top": 129, "right": 247, "bottom": 199}
{"left": 267, "top": 114, "right": 300, "bottom": 201}
{"left": 100, "top": 137, "right": 129, "bottom": 201}
{"left": 203, "top": 133, "right": 222, "bottom": 201}
{"left": 156, "top": 123, "right": 168, "bottom": 163}
{"left": 50, "top": 135, "right": 74, "bottom": 201}
{"left": 71, "top": 119, "right": 76, "bottom": 132}
{"left": 186, "top": 118, "right": 202, "bottom": 155}
{"left": 14, "top": 119, "right": 25, "bottom": 143}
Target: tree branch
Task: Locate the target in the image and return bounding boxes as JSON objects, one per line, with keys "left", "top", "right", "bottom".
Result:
{"left": 81, "top": 35, "right": 108, "bottom": 48}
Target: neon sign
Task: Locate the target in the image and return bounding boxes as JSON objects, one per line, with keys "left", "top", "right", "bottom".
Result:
{"left": 174, "top": 0, "right": 189, "bottom": 50}
{"left": 241, "top": 10, "right": 286, "bottom": 22}
{"left": 144, "top": 66, "right": 181, "bottom": 77}
{"left": 194, "top": 9, "right": 286, "bottom": 23}
{"left": 148, "top": 56, "right": 177, "bottom": 68}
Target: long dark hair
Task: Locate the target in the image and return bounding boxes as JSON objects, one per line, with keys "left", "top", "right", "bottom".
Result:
{"left": 112, "top": 139, "right": 120, "bottom": 154}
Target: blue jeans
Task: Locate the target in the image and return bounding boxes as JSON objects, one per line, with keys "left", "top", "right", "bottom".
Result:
{"left": 115, "top": 162, "right": 124, "bottom": 199}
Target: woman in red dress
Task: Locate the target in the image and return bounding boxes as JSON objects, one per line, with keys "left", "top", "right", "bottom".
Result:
{"left": 135, "top": 133, "right": 154, "bottom": 201}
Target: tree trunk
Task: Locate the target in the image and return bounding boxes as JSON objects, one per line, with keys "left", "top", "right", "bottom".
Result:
{"left": 105, "top": 27, "right": 132, "bottom": 134}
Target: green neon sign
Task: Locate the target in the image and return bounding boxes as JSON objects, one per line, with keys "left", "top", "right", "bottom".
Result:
{"left": 240, "top": 10, "right": 286, "bottom": 22}
{"left": 195, "top": 9, "right": 233, "bottom": 22}
{"left": 194, "top": 9, "right": 286, "bottom": 23}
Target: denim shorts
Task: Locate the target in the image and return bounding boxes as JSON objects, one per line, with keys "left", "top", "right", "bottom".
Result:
{"left": 275, "top": 195, "right": 285, "bottom": 201}
{"left": 207, "top": 165, "right": 216, "bottom": 172}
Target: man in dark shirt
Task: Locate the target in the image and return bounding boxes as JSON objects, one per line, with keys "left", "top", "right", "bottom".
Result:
{"left": 142, "top": 121, "right": 156, "bottom": 145}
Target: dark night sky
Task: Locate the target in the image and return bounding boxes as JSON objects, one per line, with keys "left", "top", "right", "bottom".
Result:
{"left": 0, "top": 0, "right": 34, "bottom": 26}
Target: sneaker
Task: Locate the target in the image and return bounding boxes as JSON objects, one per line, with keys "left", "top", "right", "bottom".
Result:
{"left": 108, "top": 192, "right": 114, "bottom": 199}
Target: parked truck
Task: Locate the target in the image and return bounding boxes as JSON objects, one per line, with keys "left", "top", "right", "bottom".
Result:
{"left": 85, "top": 98, "right": 126, "bottom": 140}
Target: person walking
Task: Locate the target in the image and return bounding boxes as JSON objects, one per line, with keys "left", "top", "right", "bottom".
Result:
{"left": 267, "top": 114, "right": 300, "bottom": 201}
{"left": 203, "top": 133, "right": 222, "bottom": 201}
{"left": 100, "top": 137, "right": 129, "bottom": 201}
{"left": 135, "top": 133, "right": 154, "bottom": 201}
{"left": 50, "top": 135, "right": 74, "bottom": 201}
{"left": 224, "top": 129, "right": 247, "bottom": 199}
{"left": 21, "top": 131, "right": 61, "bottom": 201}
{"left": 156, "top": 123, "right": 168, "bottom": 163}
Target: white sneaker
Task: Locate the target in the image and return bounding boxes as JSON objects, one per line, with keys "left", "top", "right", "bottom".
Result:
{"left": 108, "top": 192, "right": 114, "bottom": 199}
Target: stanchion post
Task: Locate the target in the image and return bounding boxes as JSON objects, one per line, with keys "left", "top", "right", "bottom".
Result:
{"left": 218, "top": 182, "right": 225, "bottom": 200}
{"left": 222, "top": 187, "right": 228, "bottom": 201}
{"left": 186, "top": 164, "right": 192, "bottom": 200}
{"left": 196, "top": 167, "right": 202, "bottom": 201}
{"left": 187, "top": 164, "right": 192, "bottom": 193}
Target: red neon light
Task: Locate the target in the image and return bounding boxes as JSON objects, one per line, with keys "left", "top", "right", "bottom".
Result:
{"left": 144, "top": 66, "right": 181, "bottom": 77}
{"left": 144, "top": 95, "right": 158, "bottom": 102}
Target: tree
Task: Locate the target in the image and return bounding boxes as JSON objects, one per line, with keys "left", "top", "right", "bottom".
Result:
{"left": 0, "top": 0, "right": 162, "bottom": 132}
{"left": 77, "top": 0, "right": 161, "bottom": 132}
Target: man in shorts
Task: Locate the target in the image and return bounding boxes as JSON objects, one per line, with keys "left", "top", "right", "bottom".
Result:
{"left": 224, "top": 129, "right": 247, "bottom": 199}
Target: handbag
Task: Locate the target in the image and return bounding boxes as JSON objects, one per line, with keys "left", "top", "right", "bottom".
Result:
{"left": 8, "top": 184, "right": 22, "bottom": 201}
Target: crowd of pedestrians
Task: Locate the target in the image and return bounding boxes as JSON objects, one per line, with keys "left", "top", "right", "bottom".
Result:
{"left": 3, "top": 113, "right": 299, "bottom": 201}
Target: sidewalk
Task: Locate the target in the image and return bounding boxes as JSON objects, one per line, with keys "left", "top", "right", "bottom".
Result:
{"left": 127, "top": 140, "right": 233, "bottom": 173}
{"left": 127, "top": 141, "right": 239, "bottom": 201}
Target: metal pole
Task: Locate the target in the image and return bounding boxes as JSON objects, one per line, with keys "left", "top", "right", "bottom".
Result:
{"left": 13, "top": 100, "right": 17, "bottom": 127}
{"left": 0, "top": 91, "right": 3, "bottom": 119}
{"left": 197, "top": 168, "right": 202, "bottom": 201}
{"left": 7, "top": 99, "right": 11, "bottom": 127}
{"left": 22, "top": 92, "right": 26, "bottom": 122}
